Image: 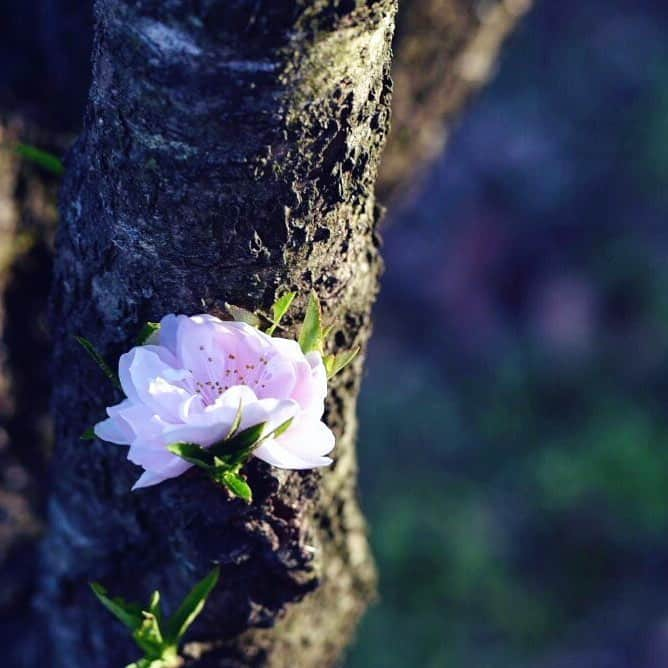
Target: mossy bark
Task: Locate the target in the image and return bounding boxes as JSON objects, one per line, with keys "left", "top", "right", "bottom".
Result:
{"left": 42, "top": 1, "right": 396, "bottom": 666}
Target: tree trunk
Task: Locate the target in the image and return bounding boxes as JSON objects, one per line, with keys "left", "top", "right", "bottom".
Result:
{"left": 41, "top": 1, "right": 395, "bottom": 666}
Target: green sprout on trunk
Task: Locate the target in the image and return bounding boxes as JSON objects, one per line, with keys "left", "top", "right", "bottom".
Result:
{"left": 91, "top": 567, "right": 220, "bottom": 668}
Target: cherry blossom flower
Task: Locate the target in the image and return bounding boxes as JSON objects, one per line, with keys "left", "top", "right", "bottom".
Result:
{"left": 94, "top": 314, "right": 334, "bottom": 490}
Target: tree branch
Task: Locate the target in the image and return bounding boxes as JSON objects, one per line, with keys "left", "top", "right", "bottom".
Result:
{"left": 378, "top": 0, "right": 532, "bottom": 202}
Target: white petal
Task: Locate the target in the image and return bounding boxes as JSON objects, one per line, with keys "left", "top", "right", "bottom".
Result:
{"left": 94, "top": 415, "right": 133, "bottom": 445}
{"left": 162, "top": 420, "right": 231, "bottom": 448}
{"left": 108, "top": 401, "right": 167, "bottom": 441}
{"left": 184, "top": 385, "right": 257, "bottom": 428}
{"left": 269, "top": 336, "right": 304, "bottom": 361}
{"left": 289, "top": 355, "right": 327, "bottom": 418}
{"left": 175, "top": 315, "right": 228, "bottom": 382}
{"left": 254, "top": 440, "right": 333, "bottom": 469}
{"left": 132, "top": 470, "right": 164, "bottom": 490}
{"left": 238, "top": 398, "right": 299, "bottom": 433}
{"left": 119, "top": 347, "right": 191, "bottom": 421}
{"left": 217, "top": 384, "right": 258, "bottom": 408}
{"left": 157, "top": 314, "right": 181, "bottom": 355}
{"left": 131, "top": 457, "right": 192, "bottom": 490}
{"left": 257, "top": 355, "right": 297, "bottom": 399}
{"left": 275, "top": 417, "right": 335, "bottom": 458}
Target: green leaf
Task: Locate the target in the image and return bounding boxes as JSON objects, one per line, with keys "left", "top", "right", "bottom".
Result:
{"left": 210, "top": 422, "right": 267, "bottom": 465}
{"left": 298, "top": 291, "right": 323, "bottom": 354}
{"left": 220, "top": 470, "right": 252, "bottom": 502}
{"left": 90, "top": 583, "right": 143, "bottom": 631}
{"left": 212, "top": 456, "right": 228, "bottom": 469}
{"left": 148, "top": 591, "right": 163, "bottom": 628}
{"left": 225, "top": 303, "right": 260, "bottom": 328}
{"left": 129, "top": 655, "right": 179, "bottom": 668}
{"left": 225, "top": 401, "right": 244, "bottom": 440}
{"left": 265, "top": 416, "right": 294, "bottom": 440}
{"left": 136, "top": 322, "right": 161, "bottom": 345}
{"left": 14, "top": 143, "right": 64, "bottom": 175}
{"left": 166, "top": 567, "right": 220, "bottom": 643}
{"left": 324, "top": 346, "right": 360, "bottom": 379}
{"left": 80, "top": 427, "right": 96, "bottom": 440}
{"left": 133, "top": 612, "right": 164, "bottom": 656}
{"left": 322, "top": 324, "right": 335, "bottom": 342}
{"left": 267, "top": 291, "right": 296, "bottom": 335}
{"left": 74, "top": 336, "right": 121, "bottom": 389}
{"left": 167, "top": 442, "right": 215, "bottom": 470}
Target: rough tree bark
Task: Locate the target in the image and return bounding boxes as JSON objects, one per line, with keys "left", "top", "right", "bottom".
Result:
{"left": 41, "top": 1, "right": 395, "bottom": 666}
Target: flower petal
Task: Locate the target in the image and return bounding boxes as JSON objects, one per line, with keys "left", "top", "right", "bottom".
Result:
{"left": 94, "top": 415, "right": 133, "bottom": 445}
{"left": 131, "top": 458, "right": 192, "bottom": 490}
{"left": 238, "top": 397, "right": 299, "bottom": 433}
{"left": 157, "top": 314, "right": 181, "bottom": 355}
{"left": 119, "top": 347, "right": 190, "bottom": 421}
{"left": 275, "top": 415, "right": 335, "bottom": 457}
{"left": 175, "top": 315, "right": 229, "bottom": 384}
{"left": 254, "top": 440, "right": 332, "bottom": 469}
{"left": 289, "top": 354, "right": 327, "bottom": 417}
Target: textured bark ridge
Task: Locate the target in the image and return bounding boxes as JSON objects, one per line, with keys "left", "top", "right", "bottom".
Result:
{"left": 42, "top": 1, "right": 396, "bottom": 666}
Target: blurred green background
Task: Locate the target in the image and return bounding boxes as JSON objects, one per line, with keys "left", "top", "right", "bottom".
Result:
{"left": 348, "top": 1, "right": 668, "bottom": 666}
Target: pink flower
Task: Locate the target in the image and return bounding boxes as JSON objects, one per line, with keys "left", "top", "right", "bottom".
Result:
{"left": 94, "top": 314, "right": 334, "bottom": 490}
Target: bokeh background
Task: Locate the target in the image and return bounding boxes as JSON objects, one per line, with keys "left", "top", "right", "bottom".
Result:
{"left": 348, "top": 0, "right": 668, "bottom": 666}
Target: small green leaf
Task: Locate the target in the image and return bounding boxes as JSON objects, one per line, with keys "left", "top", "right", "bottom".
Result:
{"left": 212, "top": 456, "right": 229, "bottom": 470}
{"left": 166, "top": 567, "right": 220, "bottom": 643}
{"left": 225, "top": 303, "right": 260, "bottom": 328}
{"left": 133, "top": 611, "right": 164, "bottom": 657}
{"left": 90, "top": 583, "right": 143, "bottom": 631}
{"left": 323, "top": 354, "right": 335, "bottom": 378}
{"left": 267, "top": 291, "right": 296, "bottom": 335}
{"left": 167, "top": 442, "right": 215, "bottom": 469}
{"left": 220, "top": 470, "right": 252, "bottom": 502}
{"left": 322, "top": 324, "right": 335, "bottom": 341}
{"left": 136, "top": 322, "right": 161, "bottom": 346}
{"left": 14, "top": 143, "right": 64, "bottom": 175}
{"left": 226, "top": 401, "right": 244, "bottom": 440}
{"left": 265, "top": 416, "right": 294, "bottom": 440}
{"left": 325, "top": 346, "right": 360, "bottom": 379}
{"left": 75, "top": 335, "right": 121, "bottom": 389}
{"left": 80, "top": 427, "right": 96, "bottom": 440}
{"left": 298, "top": 291, "right": 323, "bottom": 354}
{"left": 148, "top": 590, "right": 163, "bottom": 627}
{"left": 210, "top": 422, "right": 267, "bottom": 465}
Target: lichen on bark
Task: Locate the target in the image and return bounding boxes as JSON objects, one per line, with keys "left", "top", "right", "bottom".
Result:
{"left": 41, "top": 1, "right": 396, "bottom": 666}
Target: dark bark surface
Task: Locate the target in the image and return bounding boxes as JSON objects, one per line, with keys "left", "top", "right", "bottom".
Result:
{"left": 41, "top": 1, "right": 396, "bottom": 666}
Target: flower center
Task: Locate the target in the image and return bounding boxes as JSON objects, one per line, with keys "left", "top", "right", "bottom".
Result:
{"left": 189, "top": 346, "right": 271, "bottom": 405}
